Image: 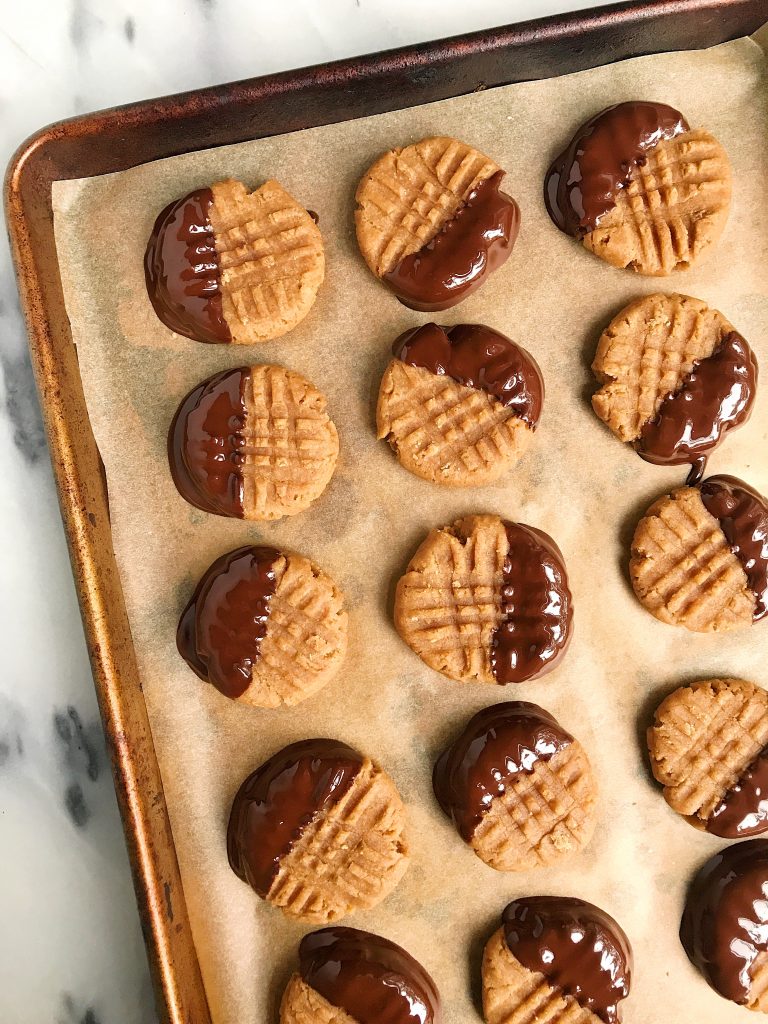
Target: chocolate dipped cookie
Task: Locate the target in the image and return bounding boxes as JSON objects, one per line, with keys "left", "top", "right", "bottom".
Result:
{"left": 227, "top": 740, "right": 409, "bottom": 923}
{"left": 145, "top": 178, "right": 324, "bottom": 343}
{"left": 377, "top": 323, "right": 543, "bottom": 486}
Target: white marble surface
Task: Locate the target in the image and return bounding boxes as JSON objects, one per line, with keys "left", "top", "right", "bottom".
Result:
{"left": 0, "top": 2, "right": 626, "bottom": 1021}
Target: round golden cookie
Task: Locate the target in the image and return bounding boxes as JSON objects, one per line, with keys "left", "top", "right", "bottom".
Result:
{"left": 584, "top": 129, "right": 731, "bottom": 276}
{"left": 169, "top": 364, "right": 339, "bottom": 521}
{"left": 630, "top": 485, "right": 755, "bottom": 632}
{"left": 482, "top": 898, "right": 632, "bottom": 1024}
{"left": 395, "top": 514, "right": 573, "bottom": 684}
{"left": 228, "top": 740, "right": 409, "bottom": 924}
{"left": 648, "top": 678, "right": 768, "bottom": 836}
{"left": 592, "top": 293, "right": 733, "bottom": 444}
{"left": 355, "top": 135, "right": 499, "bottom": 278}
{"left": 178, "top": 546, "right": 348, "bottom": 709}
{"left": 210, "top": 178, "right": 325, "bottom": 342}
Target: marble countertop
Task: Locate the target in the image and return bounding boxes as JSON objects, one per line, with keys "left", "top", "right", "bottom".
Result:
{"left": 0, "top": 2, "right": 624, "bottom": 1021}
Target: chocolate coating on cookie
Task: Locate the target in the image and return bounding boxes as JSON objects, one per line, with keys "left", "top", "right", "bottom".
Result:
{"left": 492, "top": 522, "right": 573, "bottom": 682}
{"left": 680, "top": 839, "right": 768, "bottom": 1004}
{"left": 168, "top": 367, "right": 247, "bottom": 517}
{"left": 298, "top": 927, "right": 441, "bottom": 1024}
{"left": 700, "top": 476, "right": 768, "bottom": 621}
{"left": 502, "top": 896, "right": 632, "bottom": 1022}
{"left": 394, "top": 322, "right": 543, "bottom": 426}
{"left": 707, "top": 748, "right": 768, "bottom": 838}
{"left": 545, "top": 101, "right": 689, "bottom": 237}
{"left": 227, "top": 739, "right": 363, "bottom": 897}
{"left": 383, "top": 171, "right": 520, "bottom": 311}
{"left": 145, "top": 187, "right": 230, "bottom": 344}
{"left": 177, "top": 545, "right": 280, "bottom": 698}
{"left": 433, "top": 702, "right": 572, "bottom": 841}
{"left": 637, "top": 332, "right": 757, "bottom": 475}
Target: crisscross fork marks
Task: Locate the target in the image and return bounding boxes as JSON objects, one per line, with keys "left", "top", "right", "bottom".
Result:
{"left": 472, "top": 743, "right": 596, "bottom": 872}
{"left": 592, "top": 293, "right": 731, "bottom": 442}
{"left": 355, "top": 136, "right": 499, "bottom": 276}
{"left": 630, "top": 486, "right": 755, "bottom": 632}
{"left": 377, "top": 361, "right": 532, "bottom": 485}
{"left": 241, "top": 365, "right": 338, "bottom": 521}
{"left": 395, "top": 515, "right": 508, "bottom": 683}
{"left": 247, "top": 552, "right": 347, "bottom": 708}
{"left": 583, "top": 128, "right": 731, "bottom": 275}
{"left": 482, "top": 928, "right": 604, "bottom": 1024}
{"left": 649, "top": 678, "right": 768, "bottom": 822}
{"left": 280, "top": 974, "right": 358, "bottom": 1024}
{"left": 267, "top": 760, "right": 409, "bottom": 923}
{"left": 210, "top": 178, "right": 324, "bottom": 342}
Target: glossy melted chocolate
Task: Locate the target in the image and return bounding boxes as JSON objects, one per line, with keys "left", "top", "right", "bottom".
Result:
{"left": 298, "top": 927, "right": 441, "bottom": 1024}
{"left": 168, "top": 367, "right": 247, "bottom": 518}
{"left": 545, "top": 101, "right": 689, "bottom": 237}
{"left": 383, "top": 170, "right": 520, "bottom": 312}
{"left": 433, "top": 702, "right": 573, "bottom": 842}
{"left": 707, "top": 748, "right": 768, "bottom": 839}
{"left": 637, "top": 332, "right": 757, "bottom": 474}
{"left": 177, "top": 546, "right": 280, "bottom": 699}
{"left": 700, "top": 475, "right": 768, "bottom": 621}
{"left": 144, "top": 187, "right": 230, "bottom": 344}
{"left": 491, "top": 522, "right": 573, "bottom": 683}
{"left": 680, "top": 839, "right": 768, "bottom": 1004}
{"left": 227, "top": 739, "right": 363, "bottom": 897}
{"left": 394, "top": 323, "right": 544, "bottom": 426}
{"left": 502, "top": 896, "right": 632, "bottom": 1023}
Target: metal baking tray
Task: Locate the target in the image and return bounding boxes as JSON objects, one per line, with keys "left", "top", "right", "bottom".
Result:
{"left": 5, "top": 1, "right": 766, "bottom": 1020}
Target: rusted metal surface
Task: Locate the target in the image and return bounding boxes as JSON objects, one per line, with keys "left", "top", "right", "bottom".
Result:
{"left": 4, "top": 1, "right": 765, "bottom": 1019}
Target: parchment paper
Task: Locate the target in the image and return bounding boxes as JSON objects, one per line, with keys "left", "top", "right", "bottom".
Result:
{"left": 52, "top": 37, "right": 768, "bottom": 1024}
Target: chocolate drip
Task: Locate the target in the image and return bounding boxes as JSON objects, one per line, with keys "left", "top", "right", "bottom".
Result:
{"left": 680, "top": 839, "right": 768, "bottom": 1004}
{"left": 545, "top": 101, "right": 689, "bottom": 237}
{"left": 502, "top": 897, "right": 632, "bottom": 1023}
{"left": 700, "top": 475, "right": 768, "bottom": 621}
{"left": 433, "top": 702, "right": 573, "bottom": 842}
{"left": 637, "top": 332, "right": 757, "bottom": 471}
{"left": 707, "top": 748, "right": 768, "bottom": 838}
{"left": 383, "top": 171, "right": 520, "bottom": 312}
{"left": 298, "top": 927, "right": 441, "bottom": 1024}
{"left": 393, "top": 323, "right": 543, "bottom": 426}
{"left": 491, "top": 522, "right": 573, "bottom": 683}
{"left": 177, "top": 546, "right": 280, "bottom": 698}
{"left": 144, "top": 187, "right": 231, "bottom": 344}
{"left": 168, "top": 367, "right": 247, "bottom": 518}
{"left": 227, "top": 740, "right": 363, "bottom": 897}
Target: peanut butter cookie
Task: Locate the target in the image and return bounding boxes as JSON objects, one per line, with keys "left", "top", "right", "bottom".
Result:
{"left": 228, "top": 740, "right": 409, "bottom": 924}
{"left": 168, "top": 364, "right": 339, "bottom": 521}
{"left": 355, "top": 136, "right": 520, "bottom": 310}
{"left": 145, "top": 178, "right": 324, "bottom": 343}
{"left": 546, "top": 101, "right": 731, "bottom": 275}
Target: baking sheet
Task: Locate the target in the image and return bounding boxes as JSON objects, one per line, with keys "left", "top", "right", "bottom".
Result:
{"left": 52, "top": 36, "right": 768, "bottom": 1024}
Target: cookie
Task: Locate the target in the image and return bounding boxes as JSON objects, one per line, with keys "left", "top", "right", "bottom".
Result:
{"left": 177, "top": 545, "right": 347, "bottom": 708}
{"left": 355, "top": 136, "right": 520, "bottom": 310}
{"left": 482, "top": 897, "right": 632, "bottom": 1024}
{"left": 280, "top": 927, "right": 441, "bottom": 1024}
{"left": 377, "top": 323, "right": 543, "bottom": 486}
{"left": 681, "top": 840, "right": 768, "bottom": 1010}
{"left": 648, "top": 678, "right": 768, "bottom": 838}
{"left": 630, "top": 475, "right": 768, "bottom": 632}
{"left": 227, "top": 740, "right": 409, "bottom": 924}
{"left": 145, "top": 178, "right": 324, "bottom": 343}
{"left": 545, "top": 101, "right": 731, "bottom": 275}
{"left": 592, "top": 294, "right": 756, "bottom": 478}
{"left": 168, "top": 364, "right": 339, "bottom": 520}
{"left": 395, "top": 514, "right": 573, "bottom": 684}
{"left": 433, "top": 702, "right": 597, "bottom": 871}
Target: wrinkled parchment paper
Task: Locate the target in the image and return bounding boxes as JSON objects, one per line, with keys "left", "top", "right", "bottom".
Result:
{"left": 52, "top": 37, "right": 768, "bottom": 1024}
